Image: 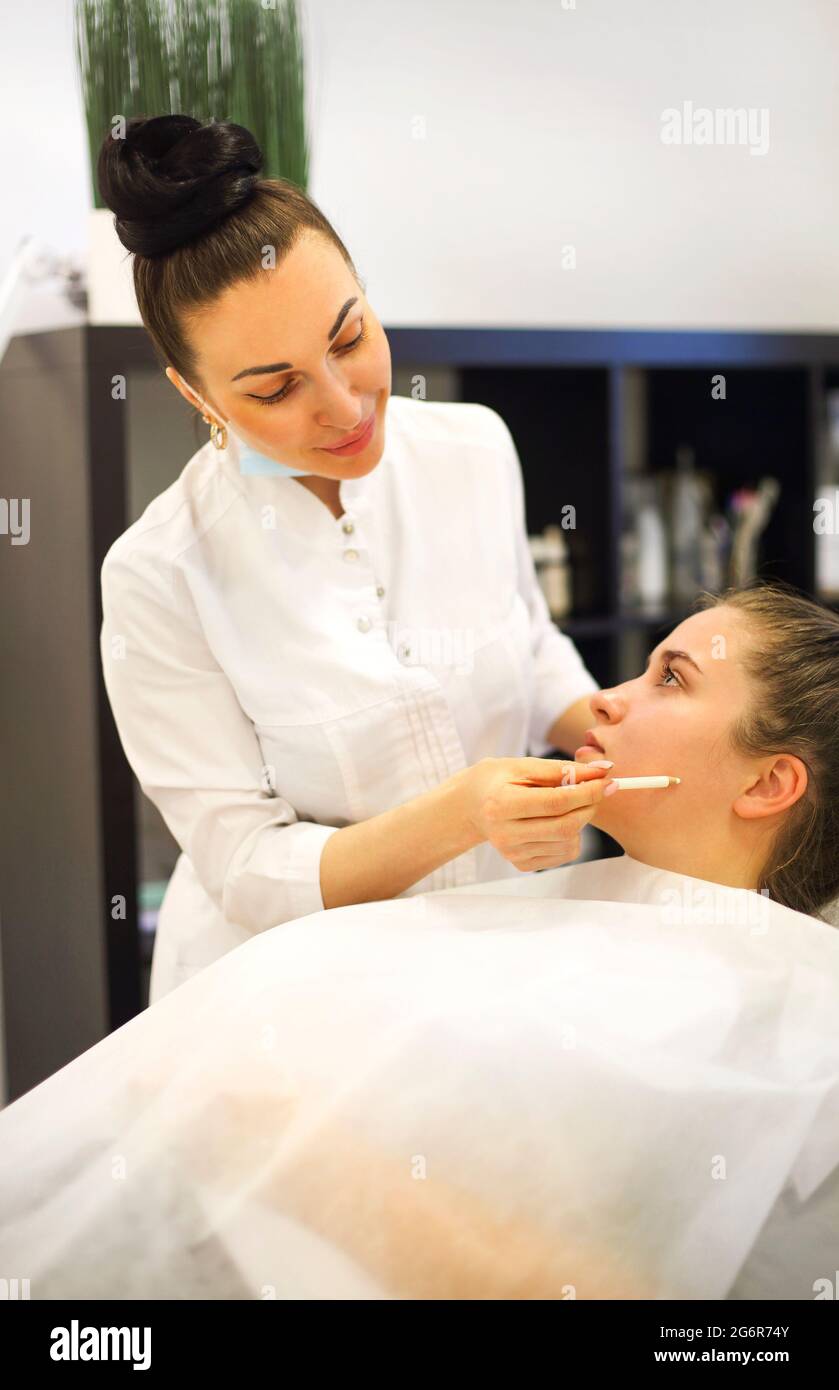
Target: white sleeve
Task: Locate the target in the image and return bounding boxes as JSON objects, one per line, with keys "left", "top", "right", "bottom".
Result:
{"left": 100, "top": 549, "right": 339, "bottom": 935}
{"left": 489, "top": 408, "right": 601, "bottom": 758}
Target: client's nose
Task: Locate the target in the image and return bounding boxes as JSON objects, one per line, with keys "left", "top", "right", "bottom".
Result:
{"left": 589, "top": 686, "right": 626, "bottom": 726}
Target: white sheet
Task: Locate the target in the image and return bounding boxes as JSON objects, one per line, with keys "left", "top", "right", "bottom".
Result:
{"left": 1, "top": 853, "right": 838, "bottom": 1300}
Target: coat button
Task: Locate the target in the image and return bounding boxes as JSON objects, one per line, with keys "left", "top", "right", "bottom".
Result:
{"left": 343, "top": 548, "right": 359, "bottom": 562}
{"left": 398, "top": 642, "right": 411, "bottom": 660}
{"left": 341, "top": 520, "right": 355, "bottom": 534}
{"left": 376, "top": 585, "right": 385, "bottom": 597}
{"left": 357, "top": 615, "right": 372, "bottom": 633}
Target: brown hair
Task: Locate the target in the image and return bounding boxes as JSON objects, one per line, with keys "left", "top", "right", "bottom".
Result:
{"left": 693, "top": 578, "right": 839, "bottom": 921}
{"left": 96, "top": 113, "right": 362, "bottom": 394}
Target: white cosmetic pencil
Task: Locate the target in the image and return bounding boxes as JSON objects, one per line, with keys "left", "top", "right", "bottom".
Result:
{"left": 607, "top": 776, "right": 681, "bottom": 790}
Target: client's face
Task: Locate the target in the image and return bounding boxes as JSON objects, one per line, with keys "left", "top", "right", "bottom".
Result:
{"left": 581, "top": 606, "right": 805, "bottom": 883}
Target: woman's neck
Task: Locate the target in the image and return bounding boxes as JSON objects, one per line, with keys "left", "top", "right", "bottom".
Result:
{"left": 294, "top": 475, "right": 344, "bottom": 520}
{"left": 617, "top": 838, "right": 764, "bottom": 893}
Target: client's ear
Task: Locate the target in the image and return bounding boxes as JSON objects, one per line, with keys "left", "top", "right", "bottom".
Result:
{"left": 732, "top": 754, "right": 809, "bottom": 821}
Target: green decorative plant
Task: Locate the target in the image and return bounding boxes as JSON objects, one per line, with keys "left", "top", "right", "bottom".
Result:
{"left": 74, "top": 0, "right": 310, "bottom": 207}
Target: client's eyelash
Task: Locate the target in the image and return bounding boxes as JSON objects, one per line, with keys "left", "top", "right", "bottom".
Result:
{"left": 251, "top": 320, "right": 369, "bottom": 407}
{"left": 658, "top": 659, "right": 682, "bottom": 688}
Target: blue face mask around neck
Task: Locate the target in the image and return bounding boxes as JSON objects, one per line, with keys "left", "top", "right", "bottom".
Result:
{"left": 234, "top": 436, "right": 313, "bottom": 477}
{"left": 178, "top": 375, "right": 313, "bottom": 476}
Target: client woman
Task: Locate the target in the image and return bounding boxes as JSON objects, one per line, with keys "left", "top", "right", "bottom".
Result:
{"left": 575, "top": 577, "right": 839, "bottom": 919}
{"left": 452, "top": 574, "right": 839, "bottom": 922}
{"left": 2, "top": 581, "right": 838, "bottom": 1300}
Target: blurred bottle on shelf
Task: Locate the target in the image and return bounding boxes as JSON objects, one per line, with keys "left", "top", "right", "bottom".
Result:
{"left": 637, "top": 476, "right": 668, "bottom": 606}
{"left": 726, "top": 479, "right": 781, "bottom": 587}
{"left": 619, "top": 489, "right": 640, "bottom": 609}
{"left": 701, "top": 514, "right": 732, "bottom": 592}
{"left": 815, "top": 388, "right": 839, "bottom": 599}
{"left": 529, "top": 525, "right": 571, "bottom": 618}
{"left": 621, "top": 450, "right": 732, "bottom": 611}
{"left": 620, "top": 475, "right": 667, "bottom": 609}
{"left": 669, "top": 445, "right": 706, "bottom": 602}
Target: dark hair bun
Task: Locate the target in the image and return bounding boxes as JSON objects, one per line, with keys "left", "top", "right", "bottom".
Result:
{"left": 97, "top": 114, "right": 263, "bottom": 256}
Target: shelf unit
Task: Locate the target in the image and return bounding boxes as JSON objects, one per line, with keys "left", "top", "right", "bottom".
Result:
{"left": 388, "top": 327, "right": 839, "bottom": 681}
{"left": 2, "top": 323, "right": 839, "bottom": 1098}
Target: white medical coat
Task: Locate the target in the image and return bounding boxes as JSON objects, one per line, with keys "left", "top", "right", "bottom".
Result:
{"left": 99, "top": 394, "right": 599, "bottom": 1001}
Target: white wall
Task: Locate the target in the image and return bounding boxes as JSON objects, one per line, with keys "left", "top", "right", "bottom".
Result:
{"left": 3, "top": 0, "right": 839, "bottom": 328}
{"left": 311, "top": 0, "right": 839, "bottom": 330}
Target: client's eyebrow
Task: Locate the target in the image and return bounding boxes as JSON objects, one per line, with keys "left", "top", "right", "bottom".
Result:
{"left": 230, "top": 297, "right": 359, "bottom": 380}
{"left": 645, "top": 647, "right": 704, "bottom": 676}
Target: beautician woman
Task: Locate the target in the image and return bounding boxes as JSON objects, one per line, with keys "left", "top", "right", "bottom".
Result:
{"left": 96, "top": 115, "right": 612, "bottom": 1003}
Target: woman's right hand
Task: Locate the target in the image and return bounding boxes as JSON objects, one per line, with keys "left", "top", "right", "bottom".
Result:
{"left": 458, "top": 756, "right": 614, "bottom": 872}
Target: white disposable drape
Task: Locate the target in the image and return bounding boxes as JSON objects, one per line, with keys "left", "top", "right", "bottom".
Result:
{"left": 1, "top": 867, "right": 839, "bottom": 1300}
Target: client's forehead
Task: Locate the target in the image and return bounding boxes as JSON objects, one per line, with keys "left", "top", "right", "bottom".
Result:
{"left": 662, "top": 608, "right": 747, "bottom": 684}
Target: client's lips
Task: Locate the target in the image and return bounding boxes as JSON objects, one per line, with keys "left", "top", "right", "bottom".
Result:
{"left": 581, "top": 730, "right": 606, "bottom": 754}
